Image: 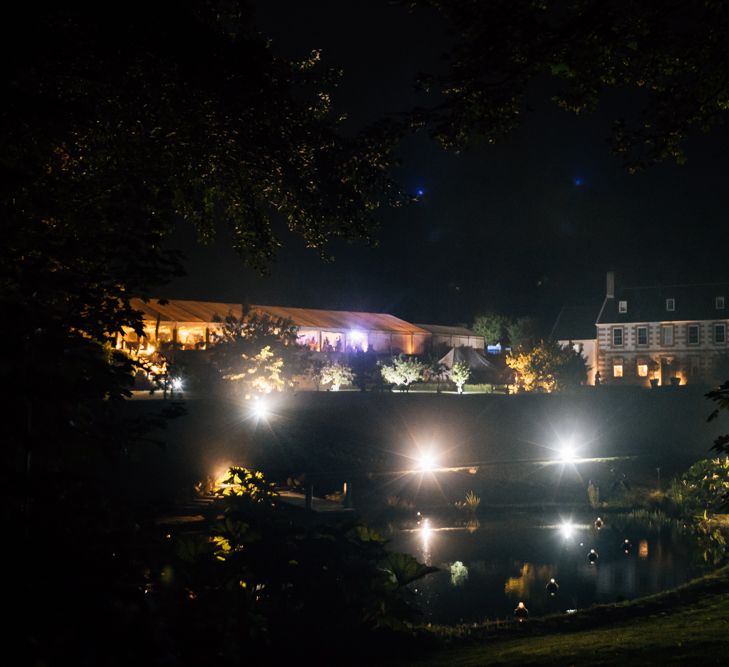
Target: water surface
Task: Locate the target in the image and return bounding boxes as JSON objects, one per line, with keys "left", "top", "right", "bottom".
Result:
{"left": 385, "top": 510, "right": 718, "bottom": 625}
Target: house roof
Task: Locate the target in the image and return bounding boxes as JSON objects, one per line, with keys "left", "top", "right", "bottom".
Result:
{"left": 415, "top": 323, "right": 481, "bottom": 337}
{"left": 130, "top": 298, "right": 429, "bottom": 334}
{"left": 596, "top": 283, "right": 729, "bottom": 324}
{"left": 551, "top": 302, "right": 601, "bottom": 341}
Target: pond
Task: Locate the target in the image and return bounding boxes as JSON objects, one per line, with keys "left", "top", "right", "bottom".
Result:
{"left": 384, "top": 509, "right": 724, "bottom": 625}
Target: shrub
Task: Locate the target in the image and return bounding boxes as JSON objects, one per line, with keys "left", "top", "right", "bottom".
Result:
{"left": 667, "top": 457, "right": 729, "bottom": 516}
{"left": 164, "top": 467, "right": 439, "bottom": 659}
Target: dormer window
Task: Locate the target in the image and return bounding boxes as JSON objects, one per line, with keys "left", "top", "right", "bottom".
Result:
{"left": 618, "top": 300, "right": 627, "bottom": 313}
{"left": 666, "top": 298, "right": 675, "bottom": 312}
{"left": 717, "top": 296, "right": 725, "bottom": 310}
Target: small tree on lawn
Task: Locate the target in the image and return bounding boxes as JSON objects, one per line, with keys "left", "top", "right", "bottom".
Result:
{"left": 319, "top": 362, "right": 354, "bottom": 392}
{"left": 450, "top": 360, "right": 471, "bottom": 394}
{"left": 379, "top": 355, "right": 426, "bottom": 392}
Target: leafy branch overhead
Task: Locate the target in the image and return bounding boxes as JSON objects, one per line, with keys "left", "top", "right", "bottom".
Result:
{"left": 413, "top": 0, "right": 729, "bottom": 170}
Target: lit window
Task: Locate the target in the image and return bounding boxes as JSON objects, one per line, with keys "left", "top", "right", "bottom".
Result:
{"left": 717, "top": 297, "right": 726, "bottom": 310}
{"left": 618, "top": 300, "right": 627, "bottom": 313}
{"left": 666, "top": 298, "right": 675, "bottom": 312}
{"left": 715, "top": 323, "right": 727, "bottom": 344}
{"left": 661, "top": 325, "right": 674, "bottom": 346}
{"left": 612, "top": 328, "right": 623, "bottom": 346}
{"left": 613, "top": 362, "right": 624, "bottom": 378}
{"left": 637, "top": 326, "right": 648, "bottom": 345}
{"left": 637, "top": 363, "right": 648, "bottom": 377}
{"left": 687, "top": 324, "right": 699, "bottom": 345}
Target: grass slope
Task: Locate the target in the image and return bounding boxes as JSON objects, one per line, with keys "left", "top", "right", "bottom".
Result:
{"left": 404, "top": 566, "right": 729, "bottom": 666}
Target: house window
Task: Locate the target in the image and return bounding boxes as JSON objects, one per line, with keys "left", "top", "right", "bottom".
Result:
{"left": 613, "top": 360, "right": 624, "bottom": 377}
{"left": 637, "top": 361, "right": 648, "bottom": 377}
{"left": 666, "top": 298, "right": 675, "bottom": 312}
{"left": 637, "top": 326, "right": 648, "bottom": 346}
{"left": 687, "top": 324, "right": 700, "bottom": 345}
{"left": 715, "top": 323, "right": 727, "bottom": 344}
{"left": 661, "top": 324, "right": 674, "bottom": 346}
{"left": 612, "top": 327, "right": 623, "bottom": 346}
{"left": 618, "top": 300, "right": 627, "bottom": 313}
{"left": 717, "top": 297, "right": 726, "bottom": 310}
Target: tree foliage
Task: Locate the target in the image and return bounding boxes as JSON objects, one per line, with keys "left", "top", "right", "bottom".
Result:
{"left": 162, "top": 467, "right": 438, "bottom": 658}
{"left": 319, "top": 362, "right": 355, "bottom": 391}
{"left": 379, "top": 355, "right": 427, "bottom": 391}
{"left": 506, "top": 340, "right": 587, "bottom": 392}
{"left": 472, "top": 313, "right": 539, "bottom": 350}
{"left": 224, "top": 345, "right": 285, "bottom": 394}
{"left": 449, "top": 360, "right": 471, "bottom": 394}
{"left": 472, "top": 313, "right": 510, "bottom": 345}
{"left": 209, "top": 307, "right": 315, "bottom": 393}
{"left": 668, "top": 457, "right": 729, "bottom": 516}
{"left": 707, "top": 381, "right": 729, "bottom": 455}
{"left": 414, "top": 0, "right": 729, "bottom": 171}
{"left": 506, "top": 316, "right": 540, "bottom": 352}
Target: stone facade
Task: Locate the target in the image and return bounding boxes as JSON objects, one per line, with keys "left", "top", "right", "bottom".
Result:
{"left": 595, "top": 274, "right": 729, "bottom": 386}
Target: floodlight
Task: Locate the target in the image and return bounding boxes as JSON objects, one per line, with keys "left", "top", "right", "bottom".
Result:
{"left": 560, "top": 521, "right": 575, "bottom": 539}
{"left": 252, "top": 399, "right": 268, "bottom": 420}
{"left": 418, "top": 451, "right": 437, "bottom": 472}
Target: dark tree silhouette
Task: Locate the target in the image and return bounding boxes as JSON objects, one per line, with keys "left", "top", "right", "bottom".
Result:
{"left": 1, "top": 1, "right": 406, "bottom": 465}
{"left": 412, "top": 1, "right": 729, "bottom": 171}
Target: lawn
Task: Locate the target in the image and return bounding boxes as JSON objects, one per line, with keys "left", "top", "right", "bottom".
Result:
{"left": 401, "top": 565, "right": 729, "bottom": 665}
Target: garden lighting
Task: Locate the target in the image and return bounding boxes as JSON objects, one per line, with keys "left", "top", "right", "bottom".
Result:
{"left": 417, "top": 450, "right": 437, "bottom": 472}
{"left": 251, "top": 397, "right": 268, "bottom": 420}
{"left": 560, "top": 521, "right": 575, "bottom": 539}
{"left": 558, "top": 442, "right": 577, "bottom": 463}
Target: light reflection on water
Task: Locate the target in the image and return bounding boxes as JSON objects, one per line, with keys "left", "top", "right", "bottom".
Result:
{"left": 388, "top": 512, "right": 720, "bottom": 625}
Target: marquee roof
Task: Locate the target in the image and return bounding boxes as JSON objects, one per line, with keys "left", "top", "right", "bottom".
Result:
{"left": 415, "top": 323, "right": 480, "bottom": 337}
{"left": 130, "top": 298, "right": 429, "bottom": 335}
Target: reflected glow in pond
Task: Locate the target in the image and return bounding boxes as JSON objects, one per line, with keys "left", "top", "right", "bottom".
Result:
{"left": 386, "top": 511, "right": 722, "bottom": 624}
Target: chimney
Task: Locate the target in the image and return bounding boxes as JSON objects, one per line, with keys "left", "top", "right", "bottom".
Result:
{"left": 606, "top": 271, "right": 615, "bottom": 299}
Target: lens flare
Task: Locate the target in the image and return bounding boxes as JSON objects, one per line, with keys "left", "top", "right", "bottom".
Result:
{"left": 558, "top": 443, "right": 577, "bottom": 463}
{"left": 418, "top": 451, "right": 437, "bottom": 472}
{"left": 252, "top": 399, "right": 268, "bottom": 420}
{"left": 560, "top": 521, "right": 575, "bottom": 539}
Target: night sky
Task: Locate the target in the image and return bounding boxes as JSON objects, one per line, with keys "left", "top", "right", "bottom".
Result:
{"left": 165, "top": 0, "right": 729, "bottom": 328}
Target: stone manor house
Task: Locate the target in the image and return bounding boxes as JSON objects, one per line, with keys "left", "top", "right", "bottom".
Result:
{"left": 554, "top": 272, "right": 729, "bottom": 387}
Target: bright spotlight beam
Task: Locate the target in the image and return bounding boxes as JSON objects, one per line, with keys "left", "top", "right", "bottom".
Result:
{"left": 417, "top": 451, "right": 437, "bottom": 472}
{"left": 558, "top": 444, "right": 577, "bottom": 464}
{"left": 251, "top": 400, "right": 268, "bottom": 420}
{"left": 559, "top": 521, "right": 575, "bottom": 539}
